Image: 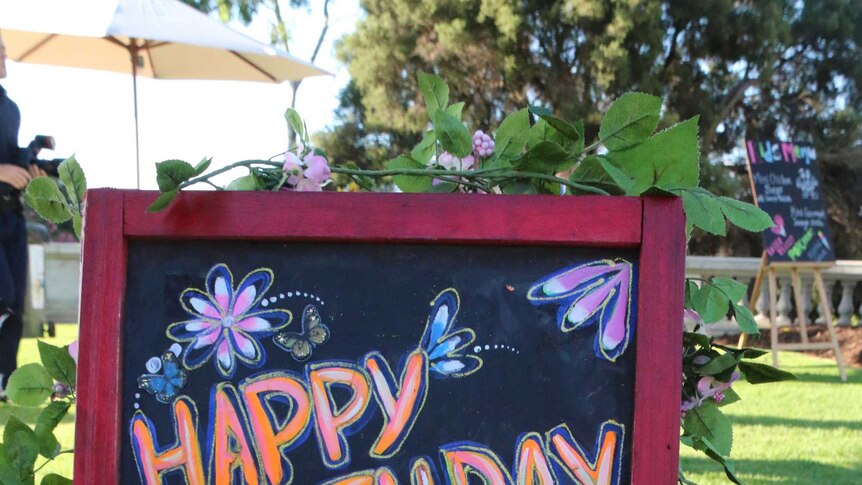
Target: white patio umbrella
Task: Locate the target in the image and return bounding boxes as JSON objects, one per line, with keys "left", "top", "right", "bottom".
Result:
{"left": 0, "top": 0, "right": 328, "bottom": 187}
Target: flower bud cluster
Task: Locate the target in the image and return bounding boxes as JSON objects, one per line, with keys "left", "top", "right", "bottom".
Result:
{"left": 472, "top": 130, "right": 495, "bottom": 157}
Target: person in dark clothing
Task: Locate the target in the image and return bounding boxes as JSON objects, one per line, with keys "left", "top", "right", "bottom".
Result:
{"left": 0, "top": 30, "right": 46, "bottom": 397}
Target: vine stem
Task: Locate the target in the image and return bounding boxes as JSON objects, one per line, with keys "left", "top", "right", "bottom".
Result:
{"left": 177, "top": 160, "right": 610, "bottom": 196}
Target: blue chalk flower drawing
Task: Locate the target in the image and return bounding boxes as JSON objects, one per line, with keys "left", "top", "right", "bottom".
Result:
{"left": 420, "top": 289, "right": 482, "bottom": 378}
{"left": 167, "top": 263, "right": 292, "bottom": 378}
{"left": 137, "top": 351, "right": 187, "bottom": 404}
{"left": 528, "top": 259, "right": 634, "bottom": 362}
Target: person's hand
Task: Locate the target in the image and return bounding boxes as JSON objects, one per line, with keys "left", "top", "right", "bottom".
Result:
{"left": 0, "top": 164, "right": 31, "bottom": 190}
{"left": 27, "top": 164, "right": 47, "bottom": 180}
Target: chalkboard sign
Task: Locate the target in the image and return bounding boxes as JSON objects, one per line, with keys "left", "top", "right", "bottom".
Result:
{"left": 74, "top": 191, "right": 685, "bottom": 485}
{"left": 745, "top": 140, "right": 835, "bottom": 263}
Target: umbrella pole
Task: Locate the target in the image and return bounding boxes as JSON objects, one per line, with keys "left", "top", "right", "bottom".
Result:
{"left": 130, "top": 40, "right": 141, "bottom": 189}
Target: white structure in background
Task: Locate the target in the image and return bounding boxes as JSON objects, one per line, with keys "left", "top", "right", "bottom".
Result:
{"left": 26, "top": 247, "right": 862, "bottom": 336}
{"left": 687, "top": 256, "right": 862, "bottom": 335}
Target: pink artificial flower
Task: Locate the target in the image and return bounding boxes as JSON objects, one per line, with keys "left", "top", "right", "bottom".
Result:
{"left": 294, "top": 177, "right": 323, "bottom": 192}
{"left": 68, "top": 340, "right": 79, "bottom": 364}
{"left": 437, "top": 152, "right": 476, "bottom": 170}
{"left": 684, "top": 308, "right": 704, "bottom": 327}
{"left": 303, "top": 153, "right": 331, "bottom": 184}
{"left": 283, "top": 152, "right": 303, "bottom": 185}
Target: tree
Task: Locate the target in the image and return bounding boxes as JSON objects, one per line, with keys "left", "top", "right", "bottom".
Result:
{"left": 324, "top": 0, "right": 862, "bottom": 256}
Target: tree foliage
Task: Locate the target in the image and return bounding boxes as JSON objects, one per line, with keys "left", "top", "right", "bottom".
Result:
{"left": 320, "top": 0, "right": 862, "bottom": 256}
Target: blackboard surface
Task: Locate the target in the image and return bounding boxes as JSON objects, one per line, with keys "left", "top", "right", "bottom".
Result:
{"left": 745, "top": 140, "right": 835, "bottom": 263}
{"left": 121, "top": 240, "right": 639, "bottom": 484}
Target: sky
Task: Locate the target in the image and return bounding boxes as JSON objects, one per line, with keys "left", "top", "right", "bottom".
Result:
{"left": 2, "top": 0, "right": 361, "bottom": 189}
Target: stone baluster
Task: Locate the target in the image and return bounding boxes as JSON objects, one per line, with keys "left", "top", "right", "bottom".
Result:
{"left": 800, "top": 276, "right": 813, "bottom": 324}
{"left": 755, "top": 281, "right": 770, "bottom": 328}
{"left": 837, "top": 280, "right": 855, "bottom": 326}
{"left": 776, "top": 277, "right": 793, "bottom": 327}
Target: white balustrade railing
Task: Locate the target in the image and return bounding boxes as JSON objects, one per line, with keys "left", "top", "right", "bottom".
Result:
{"left": 686, "top": 256, "right": 862, "bottom": 335}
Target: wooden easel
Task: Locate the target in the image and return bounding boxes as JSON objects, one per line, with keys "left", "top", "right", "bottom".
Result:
{"left": 738, "top": 252, "right": 847, "bottom": 382}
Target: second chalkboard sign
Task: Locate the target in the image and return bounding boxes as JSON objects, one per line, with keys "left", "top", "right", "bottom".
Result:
{"left": 744, "top": 139, "right": 835, "bottom": 263}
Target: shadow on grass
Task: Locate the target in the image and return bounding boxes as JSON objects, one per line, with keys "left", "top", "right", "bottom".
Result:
{"left": 0, "top": 403, "right": 76, "bottom": 427}
{"left": 681, "top": 456, "right": 859, "bottom": 484}
{"left": 790, "top": 371, "right": 862, "bottom": 384}
{"left": 730, "top": 415, "right": 862, "bottom": 429}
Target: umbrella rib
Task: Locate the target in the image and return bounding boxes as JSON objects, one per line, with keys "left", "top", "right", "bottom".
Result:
{"left": 17, "top": 34, "right": 58, "bottom": 62}
{"left": 229, "top": 51, "right": 277, "bottom": 82}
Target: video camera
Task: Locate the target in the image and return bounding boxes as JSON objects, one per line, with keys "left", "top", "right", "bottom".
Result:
{"left": 25, "top": 135, "right": 65, "bottom": 177}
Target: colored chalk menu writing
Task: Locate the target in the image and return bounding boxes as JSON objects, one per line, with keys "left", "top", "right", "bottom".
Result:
{"left": 121, "top": 241, "right": 639, "bottom": 484}
{"left": 745, "top": 140, "right": 835, "bottom": 263}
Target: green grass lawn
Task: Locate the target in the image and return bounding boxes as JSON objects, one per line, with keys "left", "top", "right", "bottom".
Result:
{"left": 2, "top": 326, "right": 859, "bottom": 484}
{"left": 0, "top": 324, "right": 77, "bottom": 482}
{"left": 681, "top": 351, "right": 862, "bottom": 484}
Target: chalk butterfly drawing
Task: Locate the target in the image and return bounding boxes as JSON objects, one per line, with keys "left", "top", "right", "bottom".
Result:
{"left": 137, "top": 351, "right": 188, "bottom": 404}
{"left": 166, "top": 263, "right": 292, "bottom": 378}
{"left": 420, "top": 289, "right": 482, "bottom": 378}
{"left": 273, "top": 304, "right": 330, "bottom": 361}
{"left": 528, "top": 259, "right": 634, "bottom": 362}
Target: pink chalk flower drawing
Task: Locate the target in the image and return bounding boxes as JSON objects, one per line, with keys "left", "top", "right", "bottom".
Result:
{"left": 528, "top": 259, "right": 634, "bottom": 362}
{"left": 167, "top": 263, "right": 292, "bottom": 378}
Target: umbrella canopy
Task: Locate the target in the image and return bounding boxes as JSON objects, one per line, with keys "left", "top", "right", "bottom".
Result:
{"left": 0, "top": 0, "right": 329, "bottom": 186}
{"left": 0, "top": 0, "right": 327, "bottom": 81}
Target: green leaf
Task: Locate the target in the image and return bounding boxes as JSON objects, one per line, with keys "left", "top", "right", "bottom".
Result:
{"left": 597, "top": 158, "right": 635, "bottom": 194}
{"left": 147, "top": 190, "right": 177, "bottom": 212}
{"left": 740, "top": 347, "right": 768, "bottom": 359}
{"left": 71, "top": 212, "right": 82, "bottom": 240}
{"left": 285, "top": 108, "right": 306, "bottom": 142}
{"left": 155, "top": 159, "right": 195, "bottom": 192}
{"left": 225, "top": 173, "right": 260, "bottom": 191}
{"left": 37, "top": 341, "right": 76, "bottom": 389}
{"left": 23, "top": 178, "right": 71, "bottom": 224}
{"left": 493, "top": 108, "right": 531, "bottom": 161}
{"left": 418, "top": 71, "right": 449, "bottom": 120}
{"left": 516, "top": 141, "right": 570, "bottom": 172}
{"left": 739, "top": 361, "right": 799, "bottom": 384}
{"left": 427, "top": 181, "right": 458, "bottom": 193}
{"left": 697, "top": 353, "right": 738, "bottom": 375}
{"left": 712, "top": 277, "right": 748, "bottom": 303}
{"left": 385, "top": 156, "right": 433, "bottom": 193}
{"left": 35, "top": 401, "right": 70, "bottom": 459}
{"left": 528, "top": 108, "right": 582, "bottom": 144}
{"left": 684, "top": 400, "right": 733, "bottom": 456}
{"left": 692, "top": 282, "right": 731, "bottom": 324}
{"left": 718, "top": 388, "right": 741, "bottom": 407}
{"left": 599, "top": 92, "right": 662, "bottom": 151}
{"left": 433, "top": 110, "right": 472, "bottom": 158}
{"left": 500, "top": 179, "right": 538, "bottom": 195}
{"left": 681, "top": 187, "right": 726, "bottom": 236}
{"left": 3, "top": 416, "right": 39, "bottom": 481}
{"left": 40, "top": 475, "right": 72, "bottom": 485}
{"left": 193, "top": 157, "right": 212, "bottom": 176}
{"left": 732, "top": 303, "right": 759, "bottom": 334}
{"left": 719, "top": 197, "right": 773, "bottom": 232}
{"left": 445, "top": 102, "right": 465, "bottom": 119}
{"left": 410, "top": 131, "right": 436, "bottom": 165}
{"left": 606, "top": 117, "right": 700, "bottom": 194}
{"left": 6, "top": 363, "right": 53, "bottom": 407}
{"left": 57, "top": 156, "right": 86, "bottom": 208}
{"left": 0, "top": 459, "right": 23, "bottom": 485}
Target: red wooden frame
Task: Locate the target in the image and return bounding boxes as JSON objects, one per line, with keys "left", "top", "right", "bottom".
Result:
{"left": 74, "top": 190, "right": 685, "bottom": 484}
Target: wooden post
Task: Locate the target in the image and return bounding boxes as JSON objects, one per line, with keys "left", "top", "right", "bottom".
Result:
{"left": 768, "top": 267, "right": 780, "bottom": 368}
{"left": 790, "top": 268, "right": 810, "bottom": 343}
{"left": 813, "top": 268, "right": 847, "bottom": 382}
